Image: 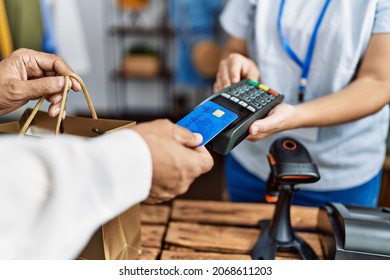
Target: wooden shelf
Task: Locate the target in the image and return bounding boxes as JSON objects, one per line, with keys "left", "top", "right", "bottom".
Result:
{"left": 109, "top": 26, "right": 175, "bottom": 37}
{"left": 108, "top": 0, "right": 175, "bottom": 114}
{"left": 111, "top": 69, "right": 172, "bottom": 81}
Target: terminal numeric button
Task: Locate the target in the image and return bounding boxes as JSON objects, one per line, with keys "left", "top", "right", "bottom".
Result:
{"left": 238, "top": 101, "right": 248, "bottom": 107}
{"left": 247, "top": 106, "right": 256, "bottom": 112}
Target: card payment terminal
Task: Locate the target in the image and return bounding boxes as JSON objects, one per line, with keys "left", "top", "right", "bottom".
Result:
{"left": 203, "top": 80, "right": 284, "bottom": 155}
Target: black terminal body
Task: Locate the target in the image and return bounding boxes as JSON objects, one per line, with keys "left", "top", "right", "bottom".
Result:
{"left": 203, "top": 80, "right": 284, "bottom": 155}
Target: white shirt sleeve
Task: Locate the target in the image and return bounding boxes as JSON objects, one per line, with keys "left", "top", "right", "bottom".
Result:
{"left": 220, "top": 0, "right": 252, "bottom": 39}
{"left": 373, "top": 0, "right": 390, "bottom": 33}
{"left": 0, "top": 129, "right": 152, "bottom": 259}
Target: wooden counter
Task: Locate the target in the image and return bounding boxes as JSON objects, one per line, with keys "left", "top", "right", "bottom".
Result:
{"left": 138, "top": 204, "right": 170, "bottom": 260}
{"left": 139, "top": 200, "right": 323, "bottom": 260}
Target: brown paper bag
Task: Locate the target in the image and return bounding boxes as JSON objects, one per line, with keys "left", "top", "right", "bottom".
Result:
{"left": 79, "top": 204, "right": 141, "bottom": 260}
{"left": 0, "top": 73, "right": 142, "bottom": 260}
{"left": 0, "top": 108, "right": 136, "bottom": 138}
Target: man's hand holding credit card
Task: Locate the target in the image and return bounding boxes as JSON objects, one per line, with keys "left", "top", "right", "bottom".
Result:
{"left": 176, "top": 101, "right": 238, "bottom": 146}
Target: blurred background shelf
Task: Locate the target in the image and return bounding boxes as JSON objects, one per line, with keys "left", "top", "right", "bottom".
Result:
{"left": 107, "top": 0, "right": 175, "bottom": 116}
{"left": 109, "top": 26, "right": 175, "bottom": 36}
{"left": 111, "top": 69, "right": 172, "bottom": 81}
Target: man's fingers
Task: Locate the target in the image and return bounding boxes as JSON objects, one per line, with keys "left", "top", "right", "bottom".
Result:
{"left": 173, "top": 129, "right": 214, "bottom": 173}
{"left": 173, "top": 125, "right": 203, "bottom": 147}
{"left": 69, "top": 77, "right": 82, "bottom": 92}
{"left": 20, "top": 48, "right": 72, "bottom": 75}
{"left": 46, "top": 93, "right": 63, "bottom": 104}
{"left": 194, "top": 146, "right": 214, "bottom": 173}
{"left": 13, "top": 77, "right": 66, "bottom": 100}
{"left": 48, "top": 103, "right": 66, "bottom": 118}
{"left": 15, "top": 49, "right": 82, "bottom": 91}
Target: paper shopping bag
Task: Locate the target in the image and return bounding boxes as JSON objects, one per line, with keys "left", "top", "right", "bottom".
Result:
{"left": 0, "top": 73, "right": 141, "bottom": 260}
{"left": 0, "top": 108, "right": 136, "bottom": 137}
{"left": 78, "top": 204, "right": 141, "bottom": 260}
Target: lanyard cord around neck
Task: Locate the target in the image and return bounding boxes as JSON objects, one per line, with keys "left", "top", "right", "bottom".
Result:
{"left": 277, "top": 0, "right": 332, "bottom": 102}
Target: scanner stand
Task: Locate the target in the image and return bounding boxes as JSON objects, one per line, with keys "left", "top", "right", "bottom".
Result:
{"left": 251, "top": 136, "right": 320, "bottom": 260}
{"left": 251, "top": 184, "right": 318, "bottom": 260}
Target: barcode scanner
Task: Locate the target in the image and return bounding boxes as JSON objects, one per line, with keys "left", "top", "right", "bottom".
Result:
{"left": 265, "top": 137, "right": 321, "bottom": 203}
{"left": 251, "top": 137, "right": 321, "bottom": 260}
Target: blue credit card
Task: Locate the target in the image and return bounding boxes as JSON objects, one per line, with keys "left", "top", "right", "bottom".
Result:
{"left": 177, "top": 100, "right": 238, "bottom": 146}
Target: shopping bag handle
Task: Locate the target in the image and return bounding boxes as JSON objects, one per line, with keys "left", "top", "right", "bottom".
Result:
{"left": 19, "top": 73, "right": 98, "bottom": 136}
